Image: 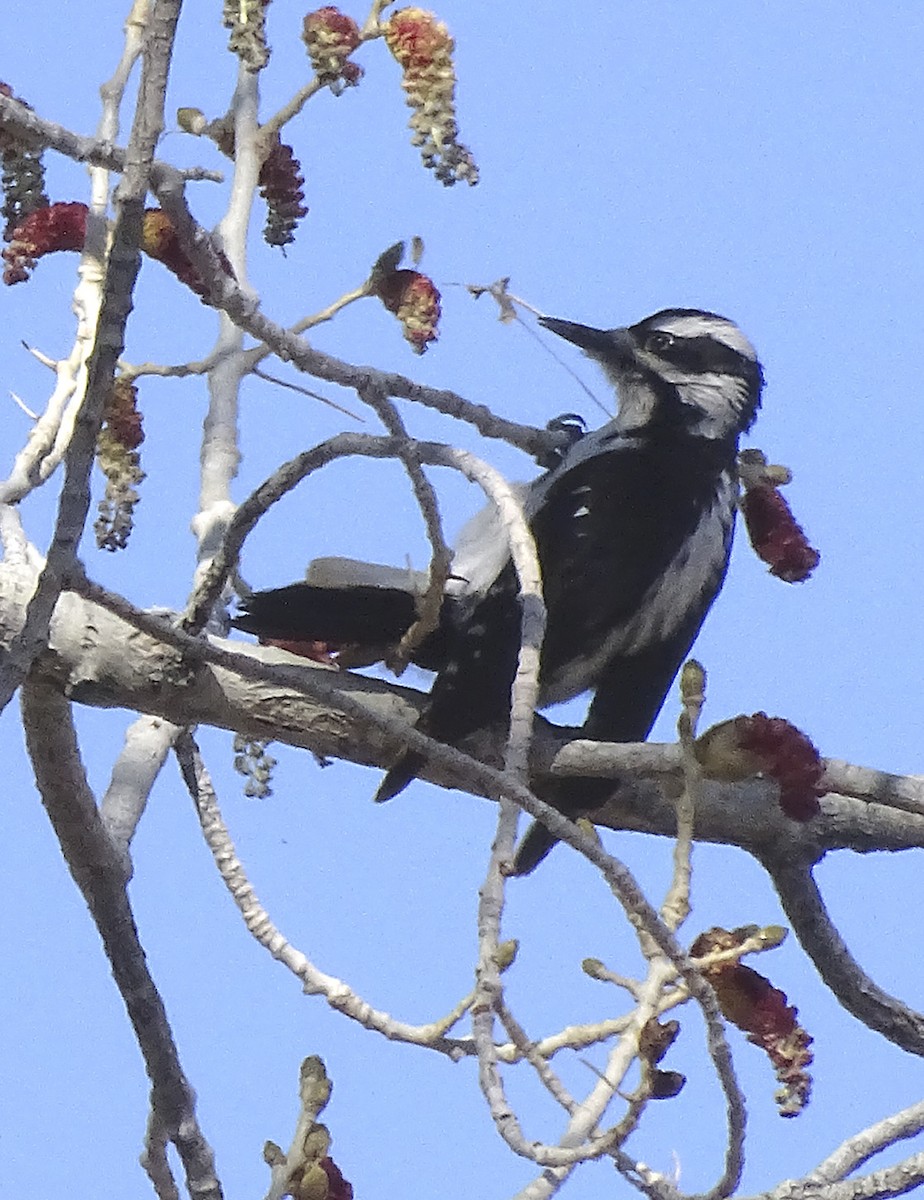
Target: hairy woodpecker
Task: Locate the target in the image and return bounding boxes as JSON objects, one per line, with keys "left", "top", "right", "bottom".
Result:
{"left": 235, "top": 308, "right": 764, "bottom": 873}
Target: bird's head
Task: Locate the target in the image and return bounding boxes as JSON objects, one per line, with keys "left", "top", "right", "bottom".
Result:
{"left": 540, "top": 308, "right": 763, "bottom": 440}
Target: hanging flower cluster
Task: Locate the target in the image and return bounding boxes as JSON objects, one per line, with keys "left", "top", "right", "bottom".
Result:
{"left": 223, "top": 0, "right": 272, "bottom": 72}
{"left": 384, "top": 8, "right": 479, "bottom": 186}
{"left": 368, "top": 242, "right": 441, "bottom": 353}
{"left": 232, "top": 735, "right": 278, "bottom": 799}
{"left": 692, "top": 926, "right": 814, "bottom": 1117}
{"left": 140, "top": 208, "right": 235, "bottom": 297}
{"left": 695, "top": 712, "right": 826, "bottom": 821}
{"left": 302, "top": 7, "right": 363, "bottom": 90}
{"left": 183, "top": 113, "right": 310, "bottom": 251}
{"left": 2, "top": 200, "right": 87, "bottom": 284}
{"left": 2, "top": 200, "right": 233, "bottom": 298}
{"left": 738, "top": 449, "right": 820, "bottom": 582}
{"left": 0, "top": 82, "right": 49, "bottom": 241}
{"left": 259, "top": 137, "right": 309, "bottom": 247}
{"left": 375, "top": 267, "right": 441, "bottom": 353}
{"left": 95, "top": 377, "right": 146, "bottom": 552}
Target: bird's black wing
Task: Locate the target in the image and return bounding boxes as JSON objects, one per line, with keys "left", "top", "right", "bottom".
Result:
{"left": 379, "top": 433, "right": 733, "bottom": 802}
{"left": 510, "top": 435, "right": 738, "bottom": 874}
{"left": 534, "top": 434, "right": 735, "bottom": 700}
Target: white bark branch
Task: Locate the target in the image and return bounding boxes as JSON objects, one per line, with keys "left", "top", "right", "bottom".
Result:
{"left": 20, "top": 675, "right": 223, "bottom": 1200}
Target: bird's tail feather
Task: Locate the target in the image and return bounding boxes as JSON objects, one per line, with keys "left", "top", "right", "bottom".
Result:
{"left": 374, "top": 751, "right": 427, "bottom": 803}
{"left": 234, "top": 582, "right": 419, "bottom": 647}
{"left": 509, "top": 820, "right": 558, "bottom": 875}
{"left": 510, "top": 776, "right": 621, "bottom": 874}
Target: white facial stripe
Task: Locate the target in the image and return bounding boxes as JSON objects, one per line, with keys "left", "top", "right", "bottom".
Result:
{"left": 673, "top": 375, "right": 753, "bottom": 437}
{"left": 660, "top": 371, "right": 749, "bottom": 405}
{"left": 654, "top": 313, "right": 757, "bottom": 361}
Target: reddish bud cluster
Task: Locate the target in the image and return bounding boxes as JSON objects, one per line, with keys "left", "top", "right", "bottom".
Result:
{"left": 734, "top": 713, "right": 825, "bottom": 820}
{"left": 374, "top": 267, "right": 441, "bottom": 353}
{"left": 319, "top": 1156, "right": 353, "bottom": 1200}
{"left": 384, "top": 8, "right": 479, "bottom": 186}
{"left": 259, "top": 139, "right": 309, "bottom": 248}
{"left": 96, "top": 378, "right": 146, "bottom": 552}
{"left": 3, "top": 202, "right": 232, "bottom": 300}
{"left": 692, "top": 927, "right": 813, "bottom": 1117}
{"left": 141, "top": 208, "right": 234, "bottom": 298}
{"left": 695, "top": 714, "right": 825, "bottom": 820}
{"left": 386, "top": 6, "right": 451, "bottom": 68}
{"left": 738, "top": 451, "right": 819, "bottom": 582}
{"left": 302, "top": 8, "right": 363, "bottom": 90}
{"left": 3, "top": 200, "right": 87, "bottom": 284}
{"left": 741, "top": 484, "right": 820, "bottom": 582}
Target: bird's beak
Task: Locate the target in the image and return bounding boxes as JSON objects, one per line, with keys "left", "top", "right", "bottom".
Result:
{"left": 539, "top": 317, "right": 632, "bottom": 361}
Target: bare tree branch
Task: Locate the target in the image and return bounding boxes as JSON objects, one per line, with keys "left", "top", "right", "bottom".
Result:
{"left": 101, "top": 715, "right": 182, "bottom": 861}
{"left": 20, "top": 675, "right": 223, "bottom": 1200}
{"left": 745, "top": 1153, "right": 924, "bottom": 1200}
{"left": 175, "top": 728, "right": 488, "bottom": 1055}
{"left": 761, "top": 853, "right": 924, "bottom": 1056}
{"left": 0, "top": 89, "right": 222, "bottom": 183}
{"left": 0, "top": 0, "right": 178, "bottom": 714}
{"left": 807, "top": 1098, "right": 924, "bottom": 1185}
{"left": 354, "top": 383, "right": 453, "bottom": 670}
{"left": 2, "top": 561, "right": 920, "bottom": 870}
{"left": 149, "top": 168, "right": 560, "bottom": 457}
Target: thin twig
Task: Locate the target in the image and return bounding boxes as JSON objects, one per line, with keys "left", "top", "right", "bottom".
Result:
{"left": 259, "top": 77, "right": 326, "bottom": 140}
{"left": 251, "top": 366, "right": 365, "bottom": 421}
{"left": 496, "top": 1001, "right": 577, "bottom": 1112}
{"left": 762, "top": 852, "right": 924, "bottom": 1057}
{"left": 174, "top": 729, "right": 481, "bottom": 1054}
{"left": 0, "top": 89, "right": 223, "bottom": 183}
{"left": 662, "top": 662, "right": 705, "bottom": 932}
{"left": 806, "top": 1096, "right": 924, "bottom": 1185}
{"left": 149, "top": 165, "right": 562, "bottom": 457}
{"left": 356, "top": 384, "right": 453, "bottom": 672}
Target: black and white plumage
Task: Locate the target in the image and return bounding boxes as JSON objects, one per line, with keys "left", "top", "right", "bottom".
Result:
{"left": 235, "top": 308, "right": 764, "bottom": 873}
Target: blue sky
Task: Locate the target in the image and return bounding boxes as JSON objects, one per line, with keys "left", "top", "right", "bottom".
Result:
{"left": 1, "top": 2, "right": 923, "bottom": 1198}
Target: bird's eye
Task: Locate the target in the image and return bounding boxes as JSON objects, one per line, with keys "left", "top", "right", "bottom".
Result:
{"left": 645, "top": 331, "right": 675, "bottom": 354}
